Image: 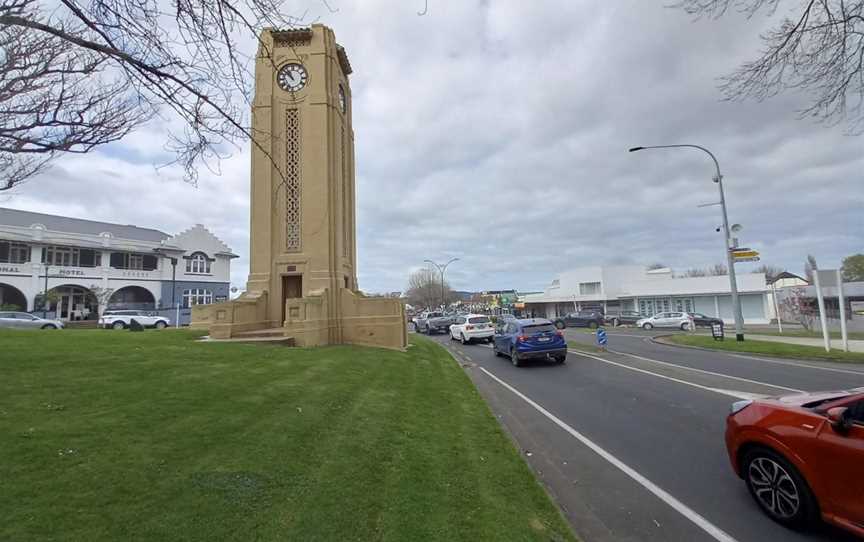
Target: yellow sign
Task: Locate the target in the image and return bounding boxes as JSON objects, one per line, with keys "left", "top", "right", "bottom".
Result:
{"left": 732, "top": 250, "right": 759, "bottom": 259}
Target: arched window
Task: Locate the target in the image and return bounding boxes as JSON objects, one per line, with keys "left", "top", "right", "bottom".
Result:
{"left": 182, "top": 289, "right": 212, "bottom": 308}
{"left": 185, "top": 252, "right": 210, "bottom": 274}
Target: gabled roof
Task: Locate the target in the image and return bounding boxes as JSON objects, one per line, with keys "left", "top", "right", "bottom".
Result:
{"left": 0, "top": 207, "right": 169, "bottom": 242}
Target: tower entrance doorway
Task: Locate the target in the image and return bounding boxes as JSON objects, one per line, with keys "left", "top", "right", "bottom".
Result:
{"left": 281, "top": 275, "right": 302, "bottom": 322}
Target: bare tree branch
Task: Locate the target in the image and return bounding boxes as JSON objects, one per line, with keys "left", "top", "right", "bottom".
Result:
{"left": 0, "top": 0, "right": 316, "bottom": 191}
{"left": 673, "top": 0, "right": 864, "bottom": 133}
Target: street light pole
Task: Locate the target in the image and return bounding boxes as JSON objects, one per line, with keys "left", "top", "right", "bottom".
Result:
{"left": 170, "top": 258, "right": 179, "bottom": 328}
{"left": 629, "top": 144, "right": 745, "bottom": 341}
{"left": 43, "top": 264, "right": 50, "bottom": 319}
{"left": 424, "top": 258, "right": 459, "bottom": 311}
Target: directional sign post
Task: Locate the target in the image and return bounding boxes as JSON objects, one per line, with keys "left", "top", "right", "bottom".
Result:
{"left": 596, "top": 327, "right": 608, "bottom": 351}
{"left": 731, "top": 248, "right": 760, "bottom": 264}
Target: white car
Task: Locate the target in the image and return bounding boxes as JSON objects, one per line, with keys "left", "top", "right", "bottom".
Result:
{"left": 449, "top": 314, "right": 494, "bottom": 344}
{"left": 635, "top": 312, "right": 693, "bottom": 331}
{"left": 99, "top": 310, "right": 170, "bottom": 330}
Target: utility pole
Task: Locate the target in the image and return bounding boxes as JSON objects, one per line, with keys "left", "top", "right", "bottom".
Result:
{"left": 424, "top": 258, "right": 459, "bottom": 311}
{"left": 629, "top": 144, "right": 745, "bottom": 341}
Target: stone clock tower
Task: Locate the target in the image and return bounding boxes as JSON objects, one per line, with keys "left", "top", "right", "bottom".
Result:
{"left": 193, "top": 25, "right": 406, "bottom": 350}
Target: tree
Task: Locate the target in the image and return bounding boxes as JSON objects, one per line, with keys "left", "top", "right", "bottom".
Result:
{"left": 753, "top": 263, "right": 784, "bottom": 282}
{"left": 674, "top": 1, "right": 864, "bottom": 133}
{"left": 88, "top": 285, "right": 115, "bottom": 314}
{"left": 804, "top": 254, "right": 818, "bottom": 283}
{"left": 0, "top": 0, "right": 309, "bottom": 191}
{"left": 683, "top": 268, "right": 708, "bottom": 277}
{"left": 778, "top": 286, "right": 817, "bottom": 330}
{"left": 708, "top": 263, "right": 728, "bottom": 276}
{"left": 405, "top": 267, "right": 455, "bottom": 310}
{"left": 841, "top": 254, "right": 864, "bottom": 281}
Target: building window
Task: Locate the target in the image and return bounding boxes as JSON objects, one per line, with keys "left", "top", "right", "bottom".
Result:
{"left": 109, "top": 252, "right": 157, "bottom": 270}
{"left": 0, "top": 241, "right": 30, "bottom": 264}
{"left": 183, "top": 288, "right": 212, "bottom": 308}
{"left": 579, "top": 282, "right": 601, "bottom": 296}
{"left": 41, "top": 246, "right": 100, "bottom": 267}
{"left": 674, "top": 298, "right": 695, "bottom": 313}
{"left": 186, "top": 252, "right": 210, "bottom": 274}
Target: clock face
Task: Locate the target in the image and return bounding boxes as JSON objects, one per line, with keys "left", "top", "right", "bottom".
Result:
{"left": 277, "top": 63, "right": 308, "bottom": 92}
{"left": 338, "top": 85, "right": 347, "bottom": 113}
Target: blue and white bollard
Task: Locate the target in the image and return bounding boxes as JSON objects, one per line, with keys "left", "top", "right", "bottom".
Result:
{"left": 596, "top": 327, "right": 608, "bottom": 351}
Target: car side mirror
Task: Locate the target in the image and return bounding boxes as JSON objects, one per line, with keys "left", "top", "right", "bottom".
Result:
{"left": 827, "top": 407, "right": 852, "bottom": 433}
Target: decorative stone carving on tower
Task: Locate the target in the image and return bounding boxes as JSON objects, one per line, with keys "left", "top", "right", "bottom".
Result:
{"left": 192, "top": 25, "right": 407, "bottom": 350}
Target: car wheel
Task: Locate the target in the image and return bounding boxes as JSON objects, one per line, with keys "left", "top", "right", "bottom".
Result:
{"left": 555, "top": 355, "right": 566, "bottom": 364}
{"left": 461, "top": 334, "right": 469, "bottom": 345}
{"left": 155, "top": 321, "right": 167, "bottom": 329}
{"left": 554, "top": 320, "right": 565, "bottom": 330}
{"left": 486, "top": 337, "right": 493, "bottom": 344}
{"left": 493, "top": 343, "right": 502, "bottom": 357}
{"left": 642, "top": 323, "right": 653, "bottom": 330}
{"left": 742, "top": 447, "right": 818, "bottom": 529}
{"left": 41, "top": 324, "right": 57, "bottom": 330}
{"left": 112, "top": 321, "right": 126, "bottom": 330}
{"left": 588, "top": 321, "right": 598, "bottom": 329}
{"left": 449, "top": 330, "right": 456, "bottom": 341}
{"left": 611, "top": 318, "right": 619, "bottom": 327}
{"left": 510, "top": 347, "right": 522, "bottom": 367}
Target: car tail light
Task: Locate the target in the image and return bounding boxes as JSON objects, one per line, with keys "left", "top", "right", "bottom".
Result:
{"left": 556, "top": 330, "right": 564, "bottom": 337}
{"left": 517, "top": 335, "right": 528, "bottom": 343}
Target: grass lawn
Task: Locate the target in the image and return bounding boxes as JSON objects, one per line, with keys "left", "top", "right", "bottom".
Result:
{"left": 742, "top": 328, "right": 864, "bottom": 341}
{"left": 0, "top": 329, "right": 575, "bottom": 542}
{"left": 667, "top": 334, "right": 864, "bottom": 363}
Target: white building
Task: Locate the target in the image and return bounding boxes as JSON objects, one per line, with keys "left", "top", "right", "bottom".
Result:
{"left": 0, "top": 208, "right": 236, "bottom": 324}
{"left": 521, "top": 265, "right": 770, "bottom": 324}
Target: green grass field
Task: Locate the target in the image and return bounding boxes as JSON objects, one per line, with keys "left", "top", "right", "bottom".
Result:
{"left": 0, "top": 329, "right": 575, "bottom": 541}
{"left": 742, "top": 328, "right": 864, "bottom": 341}
{"left": 667, "top": 334, "right": 864, "bottom": 363}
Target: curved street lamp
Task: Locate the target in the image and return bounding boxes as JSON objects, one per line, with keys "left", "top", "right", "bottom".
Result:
{"left": 629, "top": 144, "right": 745, "bottom": 341}
{"left": 424, "top": 257, "right": 459, "bottom": 311}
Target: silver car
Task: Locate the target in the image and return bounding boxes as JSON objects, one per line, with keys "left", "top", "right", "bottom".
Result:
{"left": 0, "top": 311, "right": 65, "bottom": 329}
{"left": 635, "top": 312, "right": 693, "bottom": 330}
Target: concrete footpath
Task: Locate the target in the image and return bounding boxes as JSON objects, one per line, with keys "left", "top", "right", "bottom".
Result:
{"left": 745, "top": 333, "right": 864, "bottom": 353}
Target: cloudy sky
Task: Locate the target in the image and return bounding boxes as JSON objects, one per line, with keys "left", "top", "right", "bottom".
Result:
{"left": 3, "top": 0, "right": 862, "bottom": 294}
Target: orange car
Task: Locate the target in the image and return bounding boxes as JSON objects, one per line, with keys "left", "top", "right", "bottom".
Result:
{"left": 725, "top": 388, "right": 864, "bottom": 537}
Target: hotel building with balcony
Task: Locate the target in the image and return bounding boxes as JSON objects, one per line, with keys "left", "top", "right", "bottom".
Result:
{"left": 0, "top": 208, "right": 236, "bottom": 324}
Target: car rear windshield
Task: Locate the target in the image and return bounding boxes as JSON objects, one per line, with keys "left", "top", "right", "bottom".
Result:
{"left": 523, "top": 324, "right": 556, "bottom": 335}
{"left": 468, "top": 317, "right": 490, "bottom": 324}
{"left": 428, "top": 312, "right": 443, "bottom": 318}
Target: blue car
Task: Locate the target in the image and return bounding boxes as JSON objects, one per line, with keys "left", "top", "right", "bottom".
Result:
{"left": 492, "top": 318, "right": 567, "bottom": 366}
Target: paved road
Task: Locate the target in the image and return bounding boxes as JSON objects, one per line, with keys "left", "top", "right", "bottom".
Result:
{"left": 426, "top": 328, "right": 864, "bottom": 542}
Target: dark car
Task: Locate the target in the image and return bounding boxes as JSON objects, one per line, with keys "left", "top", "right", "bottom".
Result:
{"left": 551, "top": 310, "right": 604, "bottom": 329}
{"left": 688, "top": 312, "right": 724, "bottom": 328}
{"left": 492, "top": 318, "right": 567, "bottom": 366}
{"left": 604, "top": 310, "right": 641, "bottom": 327}
{"left": 725, "top": 388, "right": 864, "bottom": 536}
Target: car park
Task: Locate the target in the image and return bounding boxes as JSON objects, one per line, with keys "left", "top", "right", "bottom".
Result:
{"left": 551, "top": 310, "right": 605, "bottom": 329}
{"left": 725, "top": 388, "right": 864, "bottom": 536}
{"left": 0, "top": 312, "right": 64, "bottom": 329}
{"left": 449, "top": 314, "right": 494, "bottom": 344}
{"left": 98, "top": 310, "right": 170, "bottom": 329}
{"left": 635, "top": 312, "right": 693, "bottom": 330}
{"left": 492, "top": 318, "right": 567, "bottom": 366}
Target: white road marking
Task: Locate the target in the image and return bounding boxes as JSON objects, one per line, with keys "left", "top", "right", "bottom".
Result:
{"left": 478, "top": 366, "right": 740, "bottom": 542}
{"left": 726, "top": 353, "right": 864, "bottom": 377}
{"left": 606, "top": 349, "right": 803, "bottom": 393}
{"left": 568, "top": 349, "right": 766, "bottom": 400}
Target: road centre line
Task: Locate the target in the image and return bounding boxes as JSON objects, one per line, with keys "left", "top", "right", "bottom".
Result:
{"left": 725, "top": 353, "right": 864, "bottom": 377}
{"left": 605, "top": 349, "right": 803, "bottom": 393}
{"left": 568, "top": 349, "right": 767, "bottom": 400}
{"left": 477, "top": 366, "right": 740, "bottom": 542}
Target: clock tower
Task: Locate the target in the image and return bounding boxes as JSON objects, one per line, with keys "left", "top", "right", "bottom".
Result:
{"left": 193, "top": 25, "right": 406, "bottom": 350}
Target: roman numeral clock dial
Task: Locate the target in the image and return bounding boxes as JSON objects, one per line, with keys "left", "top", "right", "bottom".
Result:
{"left": 277, "top": 63, "right": 308, "bottom": 92}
